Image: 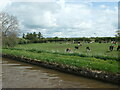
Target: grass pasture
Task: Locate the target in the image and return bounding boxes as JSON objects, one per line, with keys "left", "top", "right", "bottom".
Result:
{"left": 14, "top": 42, "right": 118, "bottom": 59}
{"left": 2, "top": 42, "right": 119, "bottom": 74}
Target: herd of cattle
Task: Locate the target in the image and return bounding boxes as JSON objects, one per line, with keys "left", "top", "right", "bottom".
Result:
{"left": 66, "top": 46, "right": 91, "bottom": 52}
{"left": 65, "top": 42, "right": 120, "bottom": 52}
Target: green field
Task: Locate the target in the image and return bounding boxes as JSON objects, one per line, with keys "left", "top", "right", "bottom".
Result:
{"left": 3, "top": 49, "right": 119, "bottom": 73}
{"left": 14, "top": 42, "right": 118, "bottom": 59}
{"left": 2, "top": 42, "right": 119, "bottom": 74}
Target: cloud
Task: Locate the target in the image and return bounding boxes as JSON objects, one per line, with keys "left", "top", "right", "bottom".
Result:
{"left": 0, "top": 0, "right": 11, "bottom": 11}
{"left": 99, "top": 5, "right": 108, "bottom": 9}
{"left": 2, "top": 1, "right": 118, "bottom": 37}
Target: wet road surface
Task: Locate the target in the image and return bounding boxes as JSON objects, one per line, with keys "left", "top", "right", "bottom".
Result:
{"left": 2, "top": 58, "right": 119, "bottom": 88}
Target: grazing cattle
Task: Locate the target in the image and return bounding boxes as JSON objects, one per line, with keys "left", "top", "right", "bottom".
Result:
{"left": 66, "top": 48, "right": 71, "bottom": 52}
{"left": 109, "top": 45, "right": 114, "bottom": 51}
{"left": 78, "top": 41, "right": 80, "bottom": 45}
{"left": 112, "top": 41, "right": 117, "bottom": 44}
{"left": 86, "top": 47, "right": 91, "bottom": 51}
{"left": 117, "top": 45, "right": 120, "bottom": 51}
{"left": 75, "top": 46, "right": 79, "bottom": 49}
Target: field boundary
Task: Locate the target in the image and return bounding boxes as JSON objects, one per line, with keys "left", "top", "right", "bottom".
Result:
{"left": 2, "top": 54, "right": 120, "bottom": 85}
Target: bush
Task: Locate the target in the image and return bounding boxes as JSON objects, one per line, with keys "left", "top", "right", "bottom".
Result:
{"left": 2, "top": 34, "right": 18, "bottom": 48}
{"left": 18, "top": 38, "right": 28, "bottom": 44}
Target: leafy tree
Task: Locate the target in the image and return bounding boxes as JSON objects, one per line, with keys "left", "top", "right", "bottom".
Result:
{"left": 26, "top": 33, "right": 34, "bottom": 40}
{"left": 38, "top": 32, "right": 43, "bottom": 39}
{"left": 54, "top": 36, "right": 59, "bottom": 39}
{"left": 22, "top": 33, "right": 25, "bottom": 38}
{"left": 33, "top": 32, "right": 37, "bottom": 38}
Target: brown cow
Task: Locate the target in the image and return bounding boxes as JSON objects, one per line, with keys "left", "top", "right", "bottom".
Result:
{"left": 66, "top": 48, "right": 71, "bottom": 52}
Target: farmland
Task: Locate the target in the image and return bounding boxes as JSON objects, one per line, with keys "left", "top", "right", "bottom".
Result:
{"left": 14, "top": 42, "right": 118, "bottom": 59}
{"left": 2, "top": 42, "right": 119, "bottom": 74}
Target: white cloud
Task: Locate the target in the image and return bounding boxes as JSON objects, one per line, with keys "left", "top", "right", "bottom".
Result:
{"left": 0, "top": 0, "right": 11, "bottom": 11}
{"left": 2, "top": 1, "right": 118, "bottom": 37}
{"left": 100, "top": 5, "right": 107, "bottom": 8}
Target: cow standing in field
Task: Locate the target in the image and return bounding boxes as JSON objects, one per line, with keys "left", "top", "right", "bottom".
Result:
{"left": 86, "top": 47, "right": 91, "bottom": 52}
{"left": 74, "top": 46, "right": 79, "bottom": 50}
{"left": 112, "top": 41, "right": 117, "bottom": 44}
{"left": 78, "top": 42, "right": 80, "bottom": 45}
{"left": 109, "top": 45, "right": 114, "bottom": 51}
{"left": 117, "top": 45, "right": 120, "bottom": 51}
{"left": 66, "top": 48, "right": 71, "bottom": 52}
{"left": 77, "top": 41, "right": 82, "bottom": 46}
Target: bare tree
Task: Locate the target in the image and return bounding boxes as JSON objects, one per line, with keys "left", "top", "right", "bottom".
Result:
{"left": 0, "top": 12, "right": 19, "bottom": 36}
{"left": 0, "top": 12, "right": 19, "bottom": 47}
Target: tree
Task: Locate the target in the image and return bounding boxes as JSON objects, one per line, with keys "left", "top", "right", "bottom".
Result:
{"left": 33, "top": 32, "right": 37, "bottom": 38}
{"left": 26, "top": 33, "right": 33, "bottom": 40}
{"left": 54, "top": 36, "right": 59, "bottom": 39}
{"left": 22, "top": 33, "right": 25, "bottom": 38}
{"left": 0, "top": 12, "right": 19, "bottom": 47}
{"left": 38, "top": 32, "right": 43, "bottom": 39}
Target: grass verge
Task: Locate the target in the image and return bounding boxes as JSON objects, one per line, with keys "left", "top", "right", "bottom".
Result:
{"left": 2, "top": 49, "right": 119, "bottom": 74}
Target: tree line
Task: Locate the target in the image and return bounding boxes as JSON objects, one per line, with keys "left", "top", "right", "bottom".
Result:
{"left": 21, "top": 33, "right": 118, "bottom": 44}
{"left": 23, "top": 32, "right": 43, "bottom": 40}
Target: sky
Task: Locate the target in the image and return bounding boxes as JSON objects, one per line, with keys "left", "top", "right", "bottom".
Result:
{"left": 0, "top": 0, "right": 119, "bottom": 37}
